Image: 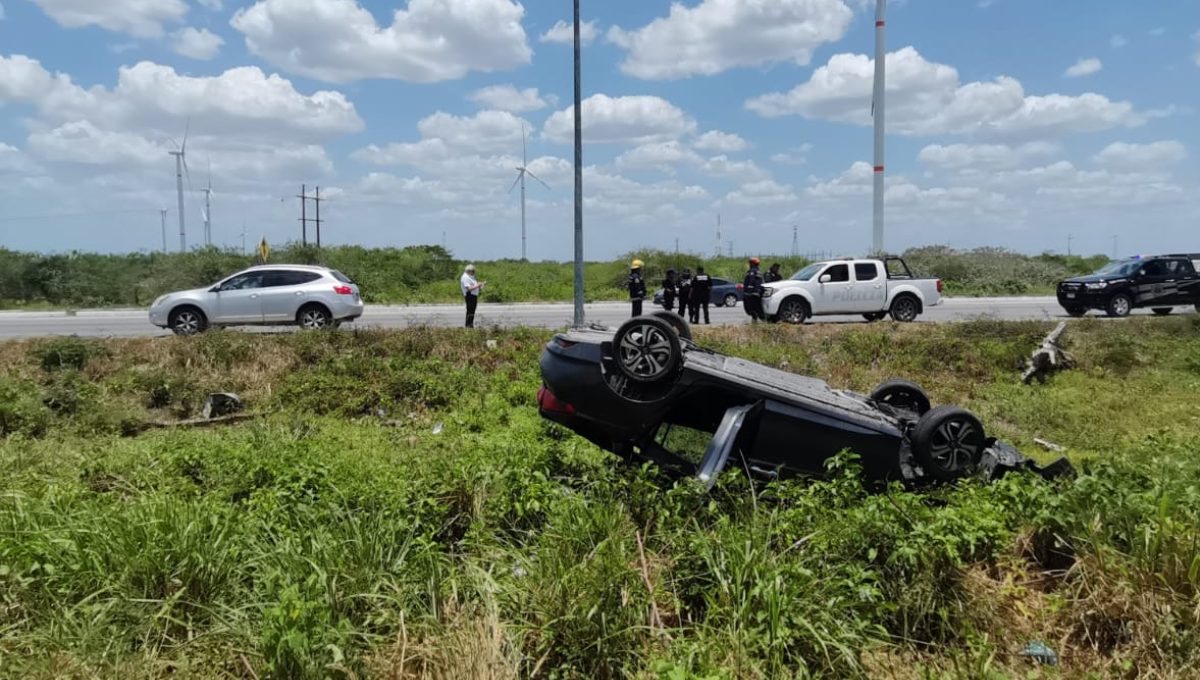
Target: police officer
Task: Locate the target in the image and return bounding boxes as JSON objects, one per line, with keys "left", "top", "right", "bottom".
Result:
{"left": 691, "top": 265, "right": 712, "bottom": 324}
{"left": 743, "top": 257, "right": 766, "bottom": 323}
{"left": 661, "top": 268, "right": 678, "bottom": 312}
{"left": 677, "top": 268, "right": 693, "bottom": 317}
{"left": 628, "top": 259, "right": 647, "bottom": 317}
{"left": 765, "top": 263, "right": 783, "bottom": 283}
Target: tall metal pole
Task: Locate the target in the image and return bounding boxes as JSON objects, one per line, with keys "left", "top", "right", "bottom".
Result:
{"left": 572, "top": 0, "right": 585, "bottom": 325}
{"left": 300, "top": 183, "right": 307, "bottom": 246}
{"left": 872, "top": 0, "right": 887, "bottom": 255}
{"left": 520, "top": 171, "right": 527, "bottom": 261}
{"left": 204, "top": 189, "right": 212, "bottom": 246}
{"left": 174, "top": 154, "right": 186, "bottom": 252}
{"left": 315, "top": 186, "right": 321, "bottom": 250}
{"left": 160, "top": 208, "right": 168, "bottom": 253}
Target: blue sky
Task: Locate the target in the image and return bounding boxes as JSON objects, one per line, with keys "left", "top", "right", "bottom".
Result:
{"left": 0, "top": 0, "right": 1197, "bottom": 261}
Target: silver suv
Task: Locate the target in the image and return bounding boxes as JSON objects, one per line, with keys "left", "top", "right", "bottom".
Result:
{"left": 149, "top": 265, "right": 363, "bottom": 335}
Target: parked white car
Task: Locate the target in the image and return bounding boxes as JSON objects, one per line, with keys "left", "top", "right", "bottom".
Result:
{"left": 149, "top": 265, "right": 363, "bottom": 335}
{"left": 761, "top": 257, "right": 942, "bottom": 324}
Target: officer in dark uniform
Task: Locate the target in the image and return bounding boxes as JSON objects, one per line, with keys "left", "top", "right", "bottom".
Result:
{"left": 743, "top": 257, "right": 766, "bottom": 323}
{"left": 628, "top": 259, "right": 647, "bottom": 317}
{"left": 677, "top": 268, "right": 693, "bottom": 317}
{"left": 765, "top": 263, "right": 783, "bottom": 283}
{"left": 691, "top": 265, "right": 713, "bottom": 324}
{"left": 661, "top": 268, "right": 678, "bottom": 312}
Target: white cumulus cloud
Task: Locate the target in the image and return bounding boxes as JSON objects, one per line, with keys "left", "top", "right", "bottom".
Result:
{"left": 692, "top": 130, "right": 748, "bottom": 152}
{"left": 746, "top": 46, "right": 1153, "bottom": 141}
{"left": 542, "top": 94, "right": 697, "bottom": 145}
{"left": 230, "top": 0, "right": 533, "bottom": 84}
{"left": 607, "top": 0, "right": 853, "bottom": 80}
{"left": 1064, "top": 57, "right": 1101, "bottom": 78}
{"left": 25, "top": 0, "right": 188, "bottom": 37}
{"left": 468, "top": 85, "right": 551, "bottom": 113}
{"left": 1093, "top": 141, "right": 1186, "bottom": 173}
{"left": 917, "top": 142, "right": 1060, "bottom": 171}
{"left": 539, "top": 18, "right": 599, "bottom": 45}
{"left": 171, "top": 27, "right": 225, "bottom": 60}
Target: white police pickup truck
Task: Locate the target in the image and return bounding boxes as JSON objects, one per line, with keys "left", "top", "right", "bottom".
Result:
{"left": 761, "top": 257, "right": 943, "bottom": 324}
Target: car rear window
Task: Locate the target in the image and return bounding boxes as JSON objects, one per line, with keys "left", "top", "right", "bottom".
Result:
{"left": 331, "top": 270, "right": 353, "bottom": 284}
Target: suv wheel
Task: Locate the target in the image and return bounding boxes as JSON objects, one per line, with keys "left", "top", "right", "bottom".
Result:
{"left": 649, "top": 311, "right": 693, "bottom": 340}
{"left": 298, "top": 304, "right": 333, "bottom": 329}
{"left": 778, "top": 297, "right": 809, "bottom": 324}
{"left": 869, "top": 378, "right": 932, "bottom": 416}
{"left": 890, "top": 295, "right": 920, "bottom": 322}
{"left": 1106, "top": 293, "right": 1132, "bottom": 318}
{"left": 912, "top": 405, "right": 987, "bottom": 482}
{"left": 169, "top": 307, "right": 207, "bottom": 336}
{"left": 613, "top": 316, "right": 682, "bottom": 385}
{"left": 723, "top": 293, "right": 738, "bottom": 308}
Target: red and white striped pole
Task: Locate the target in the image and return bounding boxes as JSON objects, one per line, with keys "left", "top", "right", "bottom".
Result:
{"left": 872, "top": 0, "right": 887, "bottom": 255}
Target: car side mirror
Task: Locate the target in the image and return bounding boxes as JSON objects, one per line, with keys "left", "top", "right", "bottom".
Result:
{"left": 209, "top": 286, "right": 221, "bottom": 293}
{"left": 818, "top": 274, "right": 832, "bottom": 284}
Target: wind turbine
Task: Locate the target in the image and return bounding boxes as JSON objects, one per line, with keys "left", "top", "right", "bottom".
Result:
{"left": 507, "top": 124, "right": 549, "bottom": 261}
{"left": 199, "top": 157, "right": 215, "bottom": 246}
{"left": 167, "top": 119, "right": 192, "bottom": 252}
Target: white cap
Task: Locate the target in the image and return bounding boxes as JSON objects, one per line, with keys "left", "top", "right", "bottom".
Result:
{"left": 465, "top": 264, "right": 476, "bottom": 272}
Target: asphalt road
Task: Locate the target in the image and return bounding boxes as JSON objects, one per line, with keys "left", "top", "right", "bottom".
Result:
{"left": 1, "top": 297, "right": 1195, "bottom": 340}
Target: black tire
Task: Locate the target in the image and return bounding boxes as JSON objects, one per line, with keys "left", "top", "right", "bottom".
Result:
{"left": 869, "top": 378, "right": 932, "bottom": 416}
{"left": 1151, "top": 307, "right": 1172, "bottom": 316}
{"left": 777, "top": 297, "right": 809, "bottom": 324}
{"left": 723, "top": 293, "right": 738, "bottom": 308}
{"left": 862, "top": 312, "right": 886, "bottom": 322}
{"left": 1064, "top": 306, "right": 1086, "bottom": 317}
{"left": 613, "top": 316, "right": 682, "bottom": 385}
{"left": 649, "top": 311, "right": 693, "bottom": 340}
{"left": 297, "top": 304, "right": 333, "bottom": 330}
{"left": 890, "top": 294, "right": 920, "bottom": 323}
{"left": 1105, "top": 293, "right": 1132, "bottom": 318}
{"left": 911, "top": 405, "right": 987, "bottom": 482}
{"left": 169, "top": 306, "right": 207, "bottom": 336}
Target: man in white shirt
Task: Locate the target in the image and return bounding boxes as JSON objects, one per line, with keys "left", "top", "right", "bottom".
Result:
{"left": 460, "top": 264, "right": 486, "bottom": 327}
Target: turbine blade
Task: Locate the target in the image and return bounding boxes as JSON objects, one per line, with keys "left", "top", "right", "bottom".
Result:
{"left": 167, "top": 137, "right": 179, "bottom": 151}
{"left": 507, "top": 171, "right": 522, "bottom": 194}
{"left": 181, "top": 117, "right": 190, "bottom": 151}
{"left": 526, "top": 169, "right": 550, "bottom": 190}
{"left": 521, "top": 123, "right": 527, "bottom": 166}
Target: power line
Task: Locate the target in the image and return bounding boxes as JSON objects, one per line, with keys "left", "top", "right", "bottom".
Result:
{"left": 0, "top": 208, "right": 162, "bottom": 222}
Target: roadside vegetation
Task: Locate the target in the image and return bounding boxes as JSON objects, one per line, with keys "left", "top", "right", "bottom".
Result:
{"left": 2, "top": 316, "right": 1199, "bottom": 679}
{"left": 0, "top": 244, "right": 1109, "bottom": 310}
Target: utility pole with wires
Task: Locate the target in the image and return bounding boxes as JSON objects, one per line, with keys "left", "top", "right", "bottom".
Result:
{"left": 1067, "top": 233, "right": 1073, "bottom": 256}
{"left": 791, "top": 225, "right": 799, "bottom": 257}
{"left": 727, "top": 240, "right": 733, "bottom": 258}
{"left": 296, "top": 184, "right": 324, "bottom": 248}
{"left": 715, "top": 212, "right": 722, "bottom": 259}
{"left": 240, "top": 220, "right": 247, "bottom": 256}
{"left": 675, "top": 237, "right": 679, "bottom": 253}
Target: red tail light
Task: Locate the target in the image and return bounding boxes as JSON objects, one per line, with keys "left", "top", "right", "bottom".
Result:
{"left": 554, "top": 338, "right": 576, "bottom": 349}
{"left": 936, "top": 279, "right": 943, "bottom": 293}
{"left": 537, "top": 385, "right": 575, "bottom": 414}
{"left": 333, "top": 285, "right": 353, "bottom": 295}
{"left": 736, "top": 284, "right": 744, "bottom": 290}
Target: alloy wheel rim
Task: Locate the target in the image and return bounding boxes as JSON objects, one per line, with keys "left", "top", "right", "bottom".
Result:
{"left": 896, "top": 299, "right": 916, "bottom": 320}
{"left": 302, "top": 311, "right": 327, "bottom": 328}
{"left": 1114, "top": 298, "right": 1129, "bottom": 315}
{"left": 928, "top": 418, "right": 982, "bottom": 471}
{"left": 618, "top": 324, "right": 673, "bottom": 379}
{"left": 782, "top": 300, "right": 804, "bottom": 323}
{"left": 176, "top": 313, "right": 199, "bottom": 334}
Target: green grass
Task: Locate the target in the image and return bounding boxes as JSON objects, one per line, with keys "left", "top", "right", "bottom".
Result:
{"left": 1, "top": 243, "right": 1110, "bottom": 309}
{"left": 1, "top": 318, "right": 1199, "bottom": 678}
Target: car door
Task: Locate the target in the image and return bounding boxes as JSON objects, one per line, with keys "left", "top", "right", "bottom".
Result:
{"left": 213, "top": 272, "right": 265, "bottom": 324}
{"left": 259, "top": 270, "right": 322, "bottom": 322}
{"left": 1132, "top": 259, "right": 1175, "bottom": 307}
{"left": 813, "top": 263, "right": 854, "bottom": 313}
{"left": 851, "top": 262, "right": 886, "bottom": 312}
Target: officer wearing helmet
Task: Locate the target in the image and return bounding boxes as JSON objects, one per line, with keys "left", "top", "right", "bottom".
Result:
{"left": 743, "top": 257, "right": 766, "bottom": 322}
{"left": 628, "top": 259, "right": 647, "bottom": 317}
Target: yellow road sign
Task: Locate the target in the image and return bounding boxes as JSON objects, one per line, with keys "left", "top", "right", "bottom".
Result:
{"left": 257, "top": 236, "right": 269, "bottom": 262}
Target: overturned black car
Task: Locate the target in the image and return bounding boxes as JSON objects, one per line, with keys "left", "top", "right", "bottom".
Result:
{"left": 537, "top": 313, "right": 1072, "bottom": 489}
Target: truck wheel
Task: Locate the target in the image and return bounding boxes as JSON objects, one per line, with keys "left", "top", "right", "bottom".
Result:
{"left": 862, "top": 312, "right": 886, "bottom": 322}
{"left": 1064, "top": 306, "right": 1086, "bottom": 317}
{"left": 869, "top": 378, "right": 931, "bottom": 416}
{"left": 724, "top": 293, "right": 738, "bottom": 308}
{"left": 778, "top": 297, "right": 809, "bottom": 324}
{"left": 911, "top": 405, "right": 987, "bottom": 482}
{"left": 1151, "top": 307, "right": 1172, "bottom": 316}
{"left": 649, "top": 310, "right": 692, "bottom": 340}
{"left": 613, "top": 316, "right": 682, "bottom": 385}
{"left": 1105, "top": 293, "right": 1132, "bottom": 318}
{"left": 889, "top": 294, "right": 920, "bottom": 323}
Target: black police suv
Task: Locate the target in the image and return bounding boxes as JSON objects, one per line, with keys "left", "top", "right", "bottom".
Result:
{"left": 1056, "top": 253, "right": 1200, "bottom": 318}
